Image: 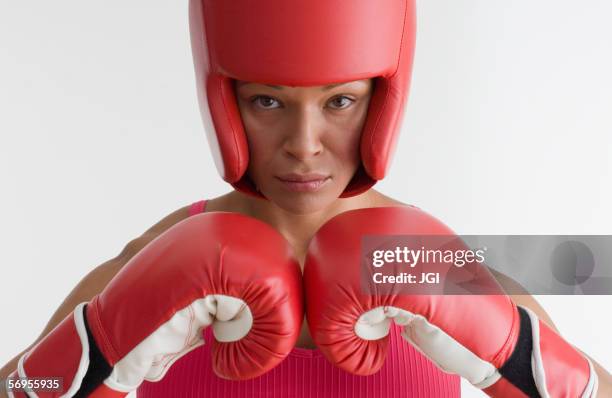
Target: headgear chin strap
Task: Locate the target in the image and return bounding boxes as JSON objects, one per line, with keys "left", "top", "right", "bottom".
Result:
{"left": 189, "top": 0, "right": 417, "bottom": 198}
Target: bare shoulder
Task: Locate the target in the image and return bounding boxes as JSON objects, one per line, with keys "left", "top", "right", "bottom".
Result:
{"left": 203, "top": 191, "right": 246, "bottom": 213}
{"left": 138, "top": 190, "right": 240, "bottom": 238}
{"left": 117, "top": 205, "right": 189, "bottom": 260}
{"left": 117, "top": 193, "right": 233, "bottom": 261}
{"left": 369, "top": 190, "right": 410, "bottom": 207}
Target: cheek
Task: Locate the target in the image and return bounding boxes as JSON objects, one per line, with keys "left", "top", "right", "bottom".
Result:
{"left": 339, "top": 100, "right": 370, "bottom": 155}
{"left": 243, "top": 127, "right": 283, "bottom": 179}
{"left": 241, "top": 114, "right": 272, "bottom": 155}
{"left": 330, "top": 118, "right": 364, "bottom": 165}
{"left": 246, "top": 132, "right": 273, "bottom": 168}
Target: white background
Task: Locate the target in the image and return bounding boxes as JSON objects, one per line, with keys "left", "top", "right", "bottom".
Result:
{"left": 1, "top": 1, "right": 610, "bottom": 397}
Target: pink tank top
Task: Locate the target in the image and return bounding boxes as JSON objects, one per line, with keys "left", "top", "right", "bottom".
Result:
{"left": 137, "top": 200, "right": 461, "bottom": 397}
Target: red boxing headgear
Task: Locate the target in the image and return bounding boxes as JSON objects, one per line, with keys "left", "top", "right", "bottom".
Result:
{"left": 189, "top": 0, "right": 417, "bottom": 198}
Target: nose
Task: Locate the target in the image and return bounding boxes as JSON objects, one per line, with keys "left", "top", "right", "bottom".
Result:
{"left": 282, "top": 106, "right": 324, "bottom": 161}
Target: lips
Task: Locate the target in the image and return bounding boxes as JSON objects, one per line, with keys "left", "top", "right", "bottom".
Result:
{"left": 277, "top": 172, "right": 330, "bottom": 182}
{"left": 276, "top": 172, "right": 331, "bottom": 192}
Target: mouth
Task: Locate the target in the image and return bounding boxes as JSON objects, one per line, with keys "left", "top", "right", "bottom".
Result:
{"left": 276, "top": 173, "right": 331, "bottom": 193}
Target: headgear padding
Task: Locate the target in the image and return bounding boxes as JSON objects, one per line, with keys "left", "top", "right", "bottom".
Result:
{"left": 189, "top": 0, "right": 417, "bottom": 197}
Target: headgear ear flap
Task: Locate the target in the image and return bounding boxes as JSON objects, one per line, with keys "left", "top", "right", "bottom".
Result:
{"left": 189, "top": 0, "right": 417, "bottom": 198}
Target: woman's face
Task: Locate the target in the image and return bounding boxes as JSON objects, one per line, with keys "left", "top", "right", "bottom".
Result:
{"left": 235, "top": 79, "right": 374, "bottom": 214}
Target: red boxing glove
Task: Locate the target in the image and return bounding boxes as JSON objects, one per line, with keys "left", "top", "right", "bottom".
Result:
{"left": 7, "top": 212, "right": 303, "bottom": 398}
{"left": 304, "top": 206, "right": 598, "bottom": 398}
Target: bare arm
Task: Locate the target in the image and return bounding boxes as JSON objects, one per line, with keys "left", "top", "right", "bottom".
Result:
{"left": 0, "top": 204, "right": 191, "bottom": 393}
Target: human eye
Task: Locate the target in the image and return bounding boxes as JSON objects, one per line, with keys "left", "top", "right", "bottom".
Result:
{"left": 328, "top": 95, "right": 355, "bottom": 110}
{"left": 251, "top": 95, "right": 281, "bottom": 110}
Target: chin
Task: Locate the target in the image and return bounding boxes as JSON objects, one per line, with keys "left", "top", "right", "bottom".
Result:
{"left": 263, "top": 186, "right": 343, "bottom": 215}
{"left": 272, "top": 193, "right": 332, "bottom": 215}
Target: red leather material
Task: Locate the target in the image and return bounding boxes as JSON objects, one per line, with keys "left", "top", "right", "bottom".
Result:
{"left": 89, "top": 383, "right": 129, "bottom": 398}
{"left": 538, "top": 319, "right": 592, "bottom": 397}
{"left": 86, "top": 212, "right": 303, "bottom": 380}
{"left": 304, "top": 206, "right": 595, "bottom": 397}
{"left": 16, "top": 311, "right": 84, "bottom": 397}
{"left": 485, "top": 319, "right": 593, "bottom": 398}
{"left": 483, "top": 377, "right": 528, "bottom": 398}
{"left": 189, "top": 0, "right": 417, "bottom": 197}
{"left": 6, "top": 370, "right": 28, "bottom": 398}
{"left": 304, "top": 206, "right": 518, "bottom": 376}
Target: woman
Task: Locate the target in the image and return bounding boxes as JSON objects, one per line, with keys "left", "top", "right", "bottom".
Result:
{"left": 2, "top": 0, "right": 610, "bottom": 397}
{"left": 135, "top": 78, "right": 465, "bottom": 397}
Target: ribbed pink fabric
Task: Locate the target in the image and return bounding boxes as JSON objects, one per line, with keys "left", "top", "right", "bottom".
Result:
{"left": 136, "top": 200, "right": 461, "bottom": 397}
